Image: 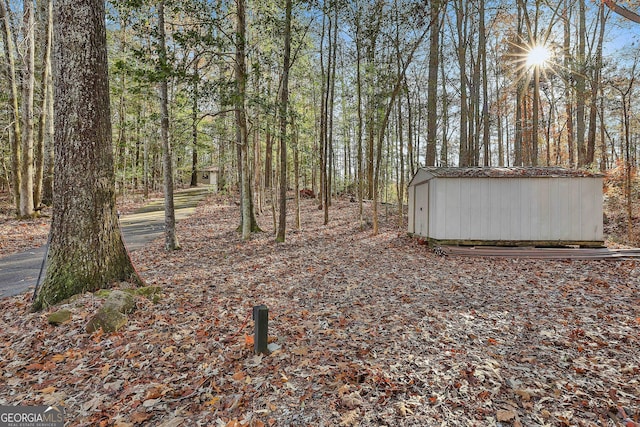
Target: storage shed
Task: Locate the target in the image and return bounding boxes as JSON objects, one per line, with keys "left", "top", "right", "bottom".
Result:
{"left": 408, "top": 167, "right": 604, "bottom": 247}
{"left": 196, "top": 166, "right": 219, "bottom": 190}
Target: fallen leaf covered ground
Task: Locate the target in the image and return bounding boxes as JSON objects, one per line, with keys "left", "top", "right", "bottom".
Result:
{"left": 0, "top": 193, "right": 639, "bottom": 426}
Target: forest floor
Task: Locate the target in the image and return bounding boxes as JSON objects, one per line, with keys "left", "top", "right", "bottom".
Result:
{"left": 0, "top": 190, "right": 639, "bottom": 426}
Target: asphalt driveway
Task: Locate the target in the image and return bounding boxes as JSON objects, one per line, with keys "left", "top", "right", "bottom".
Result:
{"left": 0, "top": 186, "right": 211, "bottom": 298}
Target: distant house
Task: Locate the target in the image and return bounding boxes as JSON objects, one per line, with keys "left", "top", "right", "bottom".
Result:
{"left": 408, "top": 167, "right": 604, "bottom": 247}
{"left": 196, "top": 166, "right": 219, "bottom": 191}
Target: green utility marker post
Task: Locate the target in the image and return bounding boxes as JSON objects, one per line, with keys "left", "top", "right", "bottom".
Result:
{"left": 253, "top": 305, "right": 269, "bottom": 354}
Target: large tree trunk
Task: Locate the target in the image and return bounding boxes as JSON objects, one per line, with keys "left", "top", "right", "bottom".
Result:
{"left": 33, "top": 0, "right": 142, "bottom": 311}
{"left": 0, "top": 0, "right": 21, "bottom": 214}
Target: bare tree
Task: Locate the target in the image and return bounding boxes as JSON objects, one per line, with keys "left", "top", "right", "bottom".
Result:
{"left": 34, "top": 0, "right": 53, "bottom": 209}
{"left": 603, "top": 0, "right": 640, "bottom": 24}
{"left": 575, "top": 0, "right": 587, "bottom": 166}
{"left": 158, "top": 0, "right": 179, "bottom": 250}
{"left": 19, "top": 0, "right": 35, "bottom": 217}
{"left": 425, "top": 0, "right": 441, "bottom": 166}
{"left": 276, "top": 0, "right": 292, "bottom": 242}
{"left": 0, "top": 0, "right": 21, "bottom": 214}
{"left": 587, "top": 2, "right": 608, "bottom": 166}
{"left": 235, "top": 0, "right": 252, "bottom": 240}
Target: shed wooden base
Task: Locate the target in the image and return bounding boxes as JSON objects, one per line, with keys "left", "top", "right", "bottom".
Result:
{"left": 409, "top": 234, "right": 605, "bottom": 248}
{"left": 441, "top": 246, "right": 640, "bottom": 260}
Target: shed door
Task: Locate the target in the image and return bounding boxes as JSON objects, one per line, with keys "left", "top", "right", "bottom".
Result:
{"left": 415, "top": 183, "right": 429, "bottom": 237}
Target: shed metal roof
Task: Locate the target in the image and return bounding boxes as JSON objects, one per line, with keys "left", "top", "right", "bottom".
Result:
{"left": 415, "top": 167, "right": 603, "bottom": 179}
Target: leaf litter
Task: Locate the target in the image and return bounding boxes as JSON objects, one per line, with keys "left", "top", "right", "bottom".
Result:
{"left": 0, "top": 194, "right": 639, "bottom": 426}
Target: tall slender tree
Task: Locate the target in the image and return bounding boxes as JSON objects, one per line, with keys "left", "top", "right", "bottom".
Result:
{"left": 480, "top": 0, "right": 490, "bottom": 166}
{"left": 454, "top": 0, "right": 470, "bottom": 166}
{"left": 575, "top": 0, "right": 587, "bottom": 166}
{"left": 235, "top": 0, "right": 252, "bottom": 240}
{"left": 19, "top": 0, "right": 35, "bottom": 217}
{"left": 425, "top": 0, "right": 440, "bottom": 166}
{"left": 0, "top": 0, "right": 21, "bottom": 214}
{"left": 563, "top": 0, "right": 574, "bottom": 166}
{"left": 587, "top": 2, "right": 607, "bottom": 166}
{"left": 34, "top": 0, "right": 53, "bottom": 210}
{"left": 276, "top": 0, "right": 292, "bottom": 242}
{"left": 158, "top": 0, "right": 180, "bottom": 250}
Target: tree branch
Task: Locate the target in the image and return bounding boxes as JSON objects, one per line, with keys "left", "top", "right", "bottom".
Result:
{"left": 603, "top": 0, "right": 640, "bottom": 24}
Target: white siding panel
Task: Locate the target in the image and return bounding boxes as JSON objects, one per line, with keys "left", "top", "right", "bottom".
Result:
{"left": 414, "top": 182, "right": 429, "bottom": 237}
{"left": 527, "top": 180, "right": 536, "bottom": 240}
{"left": 429, "top": 179, "right": 437, "bottom": 238}
{"left": 408, "top": 185, "right": 415, "bottom": 234}
{"left": 431, "top": 180, "right": 447, "bottom": 239}
{"left": 520, "top": 179, "right": 532, "bottom": 240}
{"left": 581, "top": 178, "right": 603, "bottom": 240}
{"left": 508, "top": 179, "right": 521, "bottom": 240}
{"left": 538, "top": 179, "right": 552, "bottom": 240}
{"left": 579, "top": 179, "right": 590, "bottom": 240}
{"left": 594, "top": 179, "right": 604, "bottom": 240}
{"left": 498, "top": 180, "right": 513, "bottom": 240}
{"left": 478, "top": 179, "right": 492, "bottom": 239}
{"left": 488, "top": 179, "right": 503, "bottom": 239}
{"left": 459, "top": 178, "right": 472, "bottom": 239}
{"left": 552, "top": 179, "right": 571, "bottom": 241}
{"left": 569, "top": 180, "right": 582, "bottom": 239}
{"left": 445, "top": 179, "right": 461, "bottom": 239}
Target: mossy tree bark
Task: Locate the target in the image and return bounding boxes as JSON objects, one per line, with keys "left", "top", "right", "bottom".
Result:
{"left": 33, "top": 0, "right": 142, "bottom": 311}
